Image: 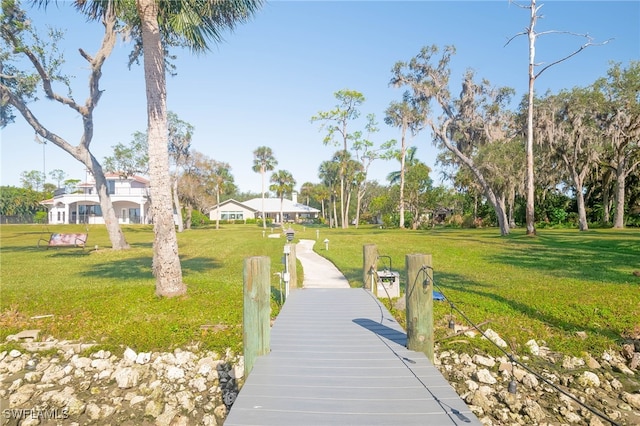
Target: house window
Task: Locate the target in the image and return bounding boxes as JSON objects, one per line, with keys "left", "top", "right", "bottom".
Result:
{"left": 79, "top": 205, "right": 103, "bottom": 216}
{"left": 107, "top": 180, "right": 115, "bottom": 194}
{"left": 221, "top": 211, "right": 243, "bottom": 220}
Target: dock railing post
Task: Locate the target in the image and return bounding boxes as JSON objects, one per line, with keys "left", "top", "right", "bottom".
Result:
{"left": 363, "top": 244, "right": 377, "bottom": 290}
{"left": 243, "top": 256, "right": 271, "bottom": 376}
{"left": 405, "top": 253, "right": 434, "bottom": 363}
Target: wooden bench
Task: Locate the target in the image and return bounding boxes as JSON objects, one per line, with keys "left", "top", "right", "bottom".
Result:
{"left": 38, "top": 233, "right": 88, "bottom": 249}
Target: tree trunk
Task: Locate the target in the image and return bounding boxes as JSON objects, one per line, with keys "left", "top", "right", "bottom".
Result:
{"left": 172, "top": 175, "right": 184, "bottom": 233}
{"left": 261, "top": 168, "right": 266, "bottom": 229}
{"left": 576, "top": 183, "right": 589, "bottom": 231}
{"left": 602, "top": 169, "right": 612, "bottom": 225}
{"left": 436, "top": 127, "right": 510, "bottom": 235}
{"left": 185, "top": 205, "right": 192, "bottom": 230}
{"left": 88, "top": 154, "right": 130, "bottom": 249}
{"left": 399, "top": 128, "right": 407, "bottom": 229}
{"left": 339, "top": 175, "right": 346, "bottom": 228}
{"left": 216, "top": 191, "right": 221, "bottom": 230}
{"left": 507, "top": 187, "right": 516, "bottom": 229}
{"left": 137, "top": 0, "right": 186, "bottom": 298}
{"left": 525, "top": 0, "right": 537, "bottom": 236}
{"left": 613, "top": 161, "right": 627, "bottom": 229}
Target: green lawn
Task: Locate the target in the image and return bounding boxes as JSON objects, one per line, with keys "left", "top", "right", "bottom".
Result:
{"left": 1, "top": 224, "right": 638, "bottom": 358}
{"left": 316, "top": 226, "right": 640, "bottom": 356}
{"left": 0, "top": 224, "right": 297, "bottom": 355}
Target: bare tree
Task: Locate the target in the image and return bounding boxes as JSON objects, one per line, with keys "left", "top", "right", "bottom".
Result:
{"left": 507, "top": 0, "right": 610, "bottom": 235}
{"left": 1, "top": 2, "right": 129, "bottom": 249}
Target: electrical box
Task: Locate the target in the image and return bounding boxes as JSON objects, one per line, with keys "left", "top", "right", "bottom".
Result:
{"left": 377, "top": 270, "right": 400, "bottom": 298}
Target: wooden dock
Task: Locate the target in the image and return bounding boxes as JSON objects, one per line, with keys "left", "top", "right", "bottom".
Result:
{"left": 225, "top": 287, "right": 480, "bottom": 425}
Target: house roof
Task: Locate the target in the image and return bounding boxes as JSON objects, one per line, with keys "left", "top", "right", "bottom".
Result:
{"left": 80, "top": 174, "right": 150, "bottom": 186}
{"left": 211, "top": 197, "right": 319, "bottom": 214}
{"left": 212, "top": 199, "right": 258, "bottom": 212}
{"left": 242, "top": 198, "right": 320, "bottom": 214}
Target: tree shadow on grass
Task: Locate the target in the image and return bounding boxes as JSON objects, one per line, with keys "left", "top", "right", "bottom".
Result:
{"left": 490, "top": 232, "right": 640, "bottom": 285}
{"left": 78, "top": 256, "right": 222, "bottom": 281}
{"left": 436, "top": 271, "right": 623, "bottom": 343}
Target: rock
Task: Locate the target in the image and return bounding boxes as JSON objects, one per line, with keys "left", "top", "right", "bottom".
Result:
{"left": 586, "top": 355, "right": 601, "bottom": 369}
{"left": 136, "top": 352, "right": 151, "bottom": 365}
{"left": 522, "top": 398, "right": 546, "bottom": 422}
{"left": 467, "top": 390, "right": 492, "bottom": 412}
{"left": 123, "top": 347, "right": 137, "bottom": 363}
{"left": 8, "top": 349, "right": 22, "bottom": 358}
{"left": 562, "top": 356, "right": 585, "bottom": 370}
{"left": 113, "top": 366, "right": 140, "bottom": 389}
{"left": 563, "top": 410, "right": 583, "bottom": 423}
{"left": 67, "top": 396, "right": 86, "bottom": 416}
{"left": 176, "top": 390, "right": 195, "bottom": 412}
{"left": 630, "top": 353, "right": 640, "bottom": 371}
{"left": 577, "top": 371, "right": 601, "bottom": 388}
{"left": 145, "top": 400, "right": 164, "bottom": 418}
{"left": 155, "top": 404, "right": 178, "bottom": 426}
{"left": 167, "top": 366, "right": 186, "bottom": 381}
{"left": 130, "top": 395, "right": 146, "bottom": 406}
{"left": 521, "top": 373, "right": 539, "bottom": 389}
{"left": 482, "top": 329, "right": 508, "bottom": 348}
{"left": 10, "top": 329, "right": 41, "bottom": 341}
{"left": 41, "top": 364, "right": 66, "bottom": 383}
{"left": 9, "top": 384, "right": 35, "bottom": 406}
{"left": 475, "top": 369, "right": 497, "bottom": 385}
{"left": 612, "top": 362, "right": 635, "bottom": 376}
{"left": 526, "top": 339, "right": 540, "bottom": 356}
{"left": 86, "top": 403, "right": 101, "bottom": 420}
{"left": 473, "top": 355, "right": 496, "bottom": 368}
{"left": 621, "top": 392, "right": 640, "bottom": 410}
{"left": 90, "top": 358, "right": 111, "bottom": 371}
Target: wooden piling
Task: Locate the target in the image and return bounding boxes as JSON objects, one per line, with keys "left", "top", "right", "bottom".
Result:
{"left": 243, "top": 256, "right": 271, "bottom": 376}
{"left": 363, "top": 244, "right": 378, "bottom": 290}
{"left": 405, "top": 254, "right": 434, "bottom": 362}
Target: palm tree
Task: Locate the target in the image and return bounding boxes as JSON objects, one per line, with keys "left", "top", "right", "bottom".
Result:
{"left": 318, "top": 160, "right": 340, "bottom": 228}
{"left": 385, "top": 94, "right": 426, "bottom": 229}
{"left": 387, "top": 146, "right": 419, "bottom": 185}
{"left": 211, "top": 160, "right": 234, "bottom": 230}
{"left": 299, "top": 182, "right": 314, "bottom": 205}
{"left": 252, "top": 146, "right": 277, "bottom": 229}
{"left": 72, "top": 0, "right": 263, "bottom": 297}
{"left": 269, "top": 170, "right": 296, "bottom": 225}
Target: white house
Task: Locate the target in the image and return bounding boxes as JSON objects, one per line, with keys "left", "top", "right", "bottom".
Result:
{"left": 209, "top": 193, "right": 320, "bottom": 224}
{"left": 41, "top": 173, "right": 151, "bottom": 225}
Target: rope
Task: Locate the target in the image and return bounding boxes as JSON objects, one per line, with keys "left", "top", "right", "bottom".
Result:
{"left": 419, "top": 265, "right": 621, "bottom": 426}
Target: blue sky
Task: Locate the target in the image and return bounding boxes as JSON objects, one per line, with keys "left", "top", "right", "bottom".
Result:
{"left": 1, "top": 1, "right": 638, "bottom": 195}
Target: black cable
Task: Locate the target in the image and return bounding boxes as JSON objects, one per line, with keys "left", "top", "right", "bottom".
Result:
{"left": 420, "top": 265, "right": 621, "bottom": 426}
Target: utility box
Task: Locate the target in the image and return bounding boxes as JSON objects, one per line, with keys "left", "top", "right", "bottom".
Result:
{"left": 377, "top": 270, "right": 400, "bottom": 298}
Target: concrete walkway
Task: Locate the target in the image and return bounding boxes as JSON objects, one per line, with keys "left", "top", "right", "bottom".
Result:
{"left": 224, "top": 239, "right": 480, "bottom": 425}
{"left": 295, "top": 239, "right": 350, "bottom": 288}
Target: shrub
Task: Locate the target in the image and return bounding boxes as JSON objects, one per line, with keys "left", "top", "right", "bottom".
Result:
{"left": 257, "top": 218, "right": 272, "bottom": 227}
{"left": 189, "top": 210, "right": 210, "bottom": 228}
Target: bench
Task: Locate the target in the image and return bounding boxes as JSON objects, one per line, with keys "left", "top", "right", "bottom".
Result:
{"left": 38, "top": 233, "right": 88, "bottom": 249}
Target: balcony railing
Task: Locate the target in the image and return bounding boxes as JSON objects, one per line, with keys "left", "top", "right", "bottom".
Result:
{"left": 57, "top": 187, "right": 149, "bottom": 197}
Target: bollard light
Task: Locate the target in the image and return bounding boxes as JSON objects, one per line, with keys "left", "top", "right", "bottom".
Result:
{"left": 316, "top": 229, "right": 319, "bottom": 240}
{"left": 323, "top": 238, "right": 329, "bottom": 250}
{"left": 285, "top": 227, "right": 295, "bottom": 242}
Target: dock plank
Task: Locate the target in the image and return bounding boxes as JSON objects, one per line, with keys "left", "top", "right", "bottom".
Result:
{"left": 225, "top": 288, "right": 480, "bottom": 425}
